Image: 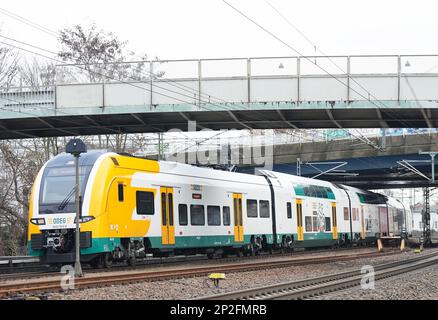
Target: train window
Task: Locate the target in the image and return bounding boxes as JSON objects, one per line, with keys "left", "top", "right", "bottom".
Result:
{"left": 178, "top": 204, "right": 188, "bottom": 226}
{"left": 315, "top": 186, "right": 324, "bottom": 198}
{"left": 223, "top": 206, "right": 231, "bottom": 226}
{"left": 247, "top": 199, "right": 258, "bottom": 218}
{"left": 136, "top": 191, "right": 155, "bottom": 215}
{"left": 343, "top": 207, "right": 349, "bottom": 220}
{"left": 286, "top": 202, "right": 292, "bottom": 219}
{"left": 161, "top": 193, "right": 167, "bottom": 225}
{"left": 325, "top": 217, "right": 331, "bottom": 231}
{"left": 190, "top": 205, "right": 205, "bottom": 226}
{"left": 305, "top": 216, "right": 312, "bottom": 232}
{"left": 168, "top": 193, "right": 174, "bottom": 226}
{"left": 259, "top": 200, "right": 270, "bottom": 218}
{"left": 207, "top": 206, "right": 221, "bottom": 226}
{"left": 352, "top": 208, "right": 359, "bottom": 221}
{"left": 118, "top": 183, "right": 124, "bottom": 202}
{"left": 312, "top": 216, "right": 318, "bottom": 232}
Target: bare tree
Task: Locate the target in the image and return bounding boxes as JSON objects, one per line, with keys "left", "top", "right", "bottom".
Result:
{"left": 57, "top": 22, "right": 164, "bottom": 153}
{"left": 0, "top": 45, "right": 20, "bottom": 88}
{"left": 19, "top": 58, "right": 56, "bottom": 89}
{"left": 58, "top": 22, "right": 153, "bottom": 83}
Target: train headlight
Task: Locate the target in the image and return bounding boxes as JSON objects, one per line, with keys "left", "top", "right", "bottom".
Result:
{"left": 30, "top": 218, "right": 46, "bottom": 225}
{"left": 75, "top": 216, "right": 95, "bottom": 224}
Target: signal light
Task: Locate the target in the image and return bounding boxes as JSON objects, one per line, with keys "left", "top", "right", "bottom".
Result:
{"left": 74, "top": 216, "right": 95, "bottom": 224}
{"left": 30, "top": 218, "right": 46, "bottom": 225}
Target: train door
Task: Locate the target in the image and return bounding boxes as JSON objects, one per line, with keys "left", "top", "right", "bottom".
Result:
{"left": 360, "top": 206, "right": 365, "bottom": 240}
{"left": 296, "top": 199, "right": 304, "bottom": 241}
{"left": 379, "top": 206, "right": 388, "bottom": 236}
{"left": 233, "top": 193, "right": 244, "bottom": 242}
{"left": 108, "top": 178, "right": 129, "bottom": 238}
{"left": 160, "top": 187, "right": 175, "bottom": 245}
{"left": 331, "top": 202, "right": 338, "bottom": 240}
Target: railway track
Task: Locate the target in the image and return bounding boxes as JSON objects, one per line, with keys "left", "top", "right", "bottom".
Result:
{"left": 0, "top": 246, "right": 378, "bottom": 282}
{"left": 0, "top": 249, "right": 399, "bottom": 298}
{"left": 200, "top": 251, "right": 438, "bottom": 300}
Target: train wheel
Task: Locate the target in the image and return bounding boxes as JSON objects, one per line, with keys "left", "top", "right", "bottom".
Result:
{"left": 249, "top": 244, "right": 256, "bottom": 256}
{"left": 207, "top": 253, "right": 215, "bottom": 259}
{"left": 91, "top": 255, "right": 104, "bottom": 269}
{"left": 127, "top": 257, "right": 137, "bottom": 267}
{"left": 103, "top": 253, "right": 112, "bottom": 269}
{"left": 268, "top": 246, "right": 274, "bottom": 255}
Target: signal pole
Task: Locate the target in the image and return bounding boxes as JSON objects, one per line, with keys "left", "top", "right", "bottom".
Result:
{"left": 66, "top": 138, "right": 87, "bottom": 277}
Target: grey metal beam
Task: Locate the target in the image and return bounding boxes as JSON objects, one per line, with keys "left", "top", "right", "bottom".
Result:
{"left": 421, "top": 108, "right": 433, "bottom": 128}
{"left": 375, "top": 108, "right": 389, "bottom": 128}
{"left": 226, "top": 110, "right": 253, "bottom": 130}
{"left": 276, "top": 109, "right": 299, "bottom": 129}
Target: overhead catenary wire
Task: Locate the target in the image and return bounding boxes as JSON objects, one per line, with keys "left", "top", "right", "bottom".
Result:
{"left": 0, "top": 6, "right": 390, "bottom": 153}
{"left": 222, "top": 0, "right": 413, "bottom": 176}
{"left": 222, "top": 0, "right": 418, "bottom": 149}
{"left": 262, "top": 0, "right": 416, "bottom": 130}
{"left": 0, "top": 32, "right": 301, "bottom": 139}
{"left": 260, "top": 1, "right": 423, "bottom": 177}
{"left": 0, "top": 5, "right": 374, "bottom": 148}
{"left": 0, "top": 16, "right": 249, "bottom": 112}
{"left": 0, "top": 34, "right": 314, "bottom": 148}
{"left": 0, "top": 38, "right": 248, "bottom": 122}
{"left": 0, "top": 7, "right": 58, "bottom": 38}
{"left": 0, "top": 3, "right": 419, "bottom": 157}
{"left": 0, "top": 37, "right": 284, "bottom": 154}
{"left": 0, "top": 5, "right": 238, "bottom": 107}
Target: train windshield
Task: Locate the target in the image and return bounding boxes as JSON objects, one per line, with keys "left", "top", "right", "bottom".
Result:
{"left": 39, "top": 166, "right": 91, "bottom": 214}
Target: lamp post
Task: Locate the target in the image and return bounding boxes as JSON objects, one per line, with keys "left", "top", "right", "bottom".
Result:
{"left": 66, "top": 138, "right": 87, "bottom": 277}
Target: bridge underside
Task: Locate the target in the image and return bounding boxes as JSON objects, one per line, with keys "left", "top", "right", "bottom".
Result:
{"left": 1, "top": 106, "right": 438, "bottom": 139}
{"left": 239, "top": 154, "right": 438, "bottom": 190}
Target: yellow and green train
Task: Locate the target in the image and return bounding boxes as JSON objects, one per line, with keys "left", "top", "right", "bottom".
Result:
{"left": 28, "top": 151, "right": 409, "bottom": 267}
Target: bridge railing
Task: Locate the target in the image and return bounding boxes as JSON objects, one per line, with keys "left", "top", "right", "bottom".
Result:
{"left": 2, "top": 55, "right": 438, "bottom": 111}
{"left": 0, "top": 85, "right": 55, "bottom": 112}
{"left": 52, "top": 54, "right": 438, "bottom": 110}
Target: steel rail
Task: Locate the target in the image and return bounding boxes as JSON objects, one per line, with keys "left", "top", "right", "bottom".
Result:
{"left": 0, "top": 250, "right": 398, "bottom": 298}
{"left": 0, "top": 246, "right": 374, "bottom": 280}
{"left": 200, "top": 251, "right": 438, "bottom": 300}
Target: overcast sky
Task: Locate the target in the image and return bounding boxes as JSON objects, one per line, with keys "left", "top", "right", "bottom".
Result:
{"left": 1, "top": 0, "right": 438, "bottom": 61}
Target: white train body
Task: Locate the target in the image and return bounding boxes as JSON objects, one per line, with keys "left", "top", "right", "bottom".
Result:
{"left": 28, "top": 152, "right": 409, "bottom": 264}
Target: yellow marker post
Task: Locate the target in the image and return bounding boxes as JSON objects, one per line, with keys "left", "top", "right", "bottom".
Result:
{"left": 209, "top": 273, "right": 226, "bottom": 288}
{"left": 377, "top": 239, "right": 383, "bottom": 252}
{"left": 400, "top": 239, "right": 406, "bottom": 252}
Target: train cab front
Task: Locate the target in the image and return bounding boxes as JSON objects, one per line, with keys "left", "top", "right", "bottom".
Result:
{"left": 28, "top": 151, "right": 104, "bottom": 265}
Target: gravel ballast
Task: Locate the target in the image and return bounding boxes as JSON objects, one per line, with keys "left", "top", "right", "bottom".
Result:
{"left": 52, "top": 248, "right": 438, "bottom": 300}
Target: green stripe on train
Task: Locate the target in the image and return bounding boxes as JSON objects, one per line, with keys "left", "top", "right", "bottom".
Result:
{"left": 28, "top": 231, "right": 373, "bottom": 256}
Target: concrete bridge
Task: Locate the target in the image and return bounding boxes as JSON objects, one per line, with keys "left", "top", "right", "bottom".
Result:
{"left": 1, "top": 55, "right": 438, "bottom": 139}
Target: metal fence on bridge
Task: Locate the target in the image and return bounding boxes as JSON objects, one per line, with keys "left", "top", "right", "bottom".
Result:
{"left": 3, "top": 54, "right": 438, "bottom": 111}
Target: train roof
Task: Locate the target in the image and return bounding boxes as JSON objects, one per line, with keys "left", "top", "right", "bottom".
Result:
{"left": 258, "top": 169, "right": 339, "bottom": 189}
{"left": 158, "top": 160, "right": 268, "bottom": 185}
{"left": 46, "top": 150, "right": 107, "bottom": 167}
